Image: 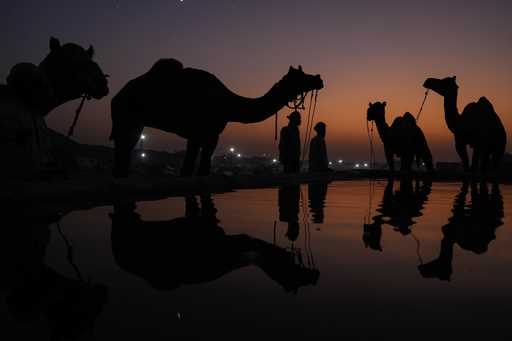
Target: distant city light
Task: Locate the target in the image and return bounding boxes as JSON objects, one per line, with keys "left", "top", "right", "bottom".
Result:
{"left": 355, "top": 163, "right": 360, "bottom": 168}
{"left": 329, "top": 161, "right": 333, "bottom": 165}
{"left": 272, "top": 159, "right": 277, "bottom": 163}
{"left": 364, "top": 163, "right": 368, "bottom": 167}
{"left": 237, "top": 153, "right": 242, "bottom": 158}
{"left": 229, "top": 147, "right": 235, "bottom": 153}
{"left": 141, "top": 153, "right": 146, "bottom": 158}
{"left": 338, "top": 159, "right": 343, "bottom": 164}
{"left": 140, "top": 134, "right": 146, "bottom": 140}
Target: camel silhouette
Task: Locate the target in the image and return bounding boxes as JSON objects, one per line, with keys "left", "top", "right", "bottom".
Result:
{"left": 1, "top": 206, "right": 108, "bottom": 340}
{"left": 363, "top": 177, "right": 432, "bottom": 251}
{"left": 109, "top": 196, "right": 319, "bottom": 293}
{"left": 5, "top": 37, "right": 108, "bottom": 116}
{"left": 418, "top": 180, "right": 504, "bottom": 281}
{"left": 366, "top": 102, "right": 434, "bottom": 172}
{"left": 110, "top": 61, "right": 324, "bottom": 177}
{"left": 0, "top": 37, "right": 109, "bottom": 177}
{"left": 423, "top": 76, "right": 507, "bottom": 172}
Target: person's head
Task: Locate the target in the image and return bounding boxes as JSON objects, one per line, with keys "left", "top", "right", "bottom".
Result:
{"left": 314, "top": 122, "right": 326, "bottom": 137}
{"left": 287, "top": 110, "right": 301, "bottom": 126}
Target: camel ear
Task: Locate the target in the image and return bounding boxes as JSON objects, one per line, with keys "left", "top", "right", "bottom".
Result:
{"left": 452, "top": 76, "right": 456, "bottom": 81}
{"left": 369, "top": 102, "right": 372, "bottom": 107}
{"left": 289, "top": 66, "right": 295, "bottom": 73}
{"left": 50, "top": 37, "right": 61, "bottom": 51}
{"left": 87, "top": 45, "right": 95, "bottom": 58}
{"left": 298, "top": 65, "right": 303, "bottom": 71}
{"left": 383, "top": 101, "right": 387, "bottom": 107}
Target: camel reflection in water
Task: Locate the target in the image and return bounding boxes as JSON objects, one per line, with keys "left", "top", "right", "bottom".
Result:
{"left": 418, "top": 180, "right": 504, "bottom": 281}
{"left": 110, "top": 195, "right": 319, "bottom": 294}
{"left": 0, "top": 208, "right": 108, "bottom": 341}
{"left": 363, "top": 177, "right": 432, "bottom": 251}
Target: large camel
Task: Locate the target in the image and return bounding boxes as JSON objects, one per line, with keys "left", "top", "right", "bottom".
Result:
{"left": 109, "top": 196, "right": 319, "bottom": 293}
{"left": 423, "top": 76, "right": 506, "bottom": 172}
{"left": 418, "top": 180, "right": 503, "bottom": 281}
{"left": 0, "top": 37, "right": 109, "bottom": 177}
{"left": 366, "top": 102, "right": 434, "bottom": 172}
{"left": 110, "top": 60, "right": 324, "bottom": 177}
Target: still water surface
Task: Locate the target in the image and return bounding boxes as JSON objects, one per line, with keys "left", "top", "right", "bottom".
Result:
{"left": 2, "top": 179, "right": 512, "bottom": 339}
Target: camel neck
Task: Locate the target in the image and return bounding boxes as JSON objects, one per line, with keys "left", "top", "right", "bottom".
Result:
{"left": 38, "top": 60, "right": 82, "bottom": 116}
{"left": 373, "top": 115, "right": 390, "bottom": 142}
{"left": 227, "top": 82, "right": 289, "bottom": 124}
{"left": 443, "top": 91, "right": 459, "bottom": 133}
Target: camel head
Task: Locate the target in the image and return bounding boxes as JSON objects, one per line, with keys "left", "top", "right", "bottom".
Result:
{"left": 366, "top": 101, "right": 386, "bottom": 122}
{"left": 39, "top": 37, "right": 109, "bottom": 101}
{"left": 279, "top": 66, "right": 323, "bottom": 102}
{"left": 423, "top": 76, "right": 458, "bottom": 97}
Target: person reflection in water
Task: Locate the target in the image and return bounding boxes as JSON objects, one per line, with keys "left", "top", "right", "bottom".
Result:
{"left": 308, "top": 181, "right": 329, "bottom": 224}
{"left": 363, "top": 177, "right": 432, "bottom": 251}
{"left": 1, "top": 207, "right": 108, "bottom": 341}
{"left": 278, "top": 184, "right": 301, "bottom": 241}
{"left": 109, "top": 195, "right": 319, "bottom": 294}
{"left": 418, "top": 180, "right": 504, "bottom": 281}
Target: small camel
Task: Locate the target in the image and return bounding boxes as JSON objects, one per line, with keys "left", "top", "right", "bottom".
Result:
{"left": 366, "top": 101, "right": 434, "bottom": 172}
{"left": 423, "top": 76, "right": 506, "bottom": 172}
{"left": 110, "top": 60, "right": 323, "bottom": 177}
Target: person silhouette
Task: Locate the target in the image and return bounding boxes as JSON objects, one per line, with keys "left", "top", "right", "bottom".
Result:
{"left": 279, "top": 110, "right": 302, "bottom": 173}
{"left": 309, "top": 122, "right": 331, "bottom": 172}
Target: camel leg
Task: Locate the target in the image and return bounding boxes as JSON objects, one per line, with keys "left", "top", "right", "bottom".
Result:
{"left": 385, "top": 148, "right": 395, "bottom": 171}
{"left": 181, "top": 139, "right": 201, "bottom": 176}
{"left": 198, "top": 136, "right": 219, "bottom": 176}
{"left": 491, "top": 143, "right": 505, "bottom": 171}
{"left": 455, "top": 139, "right": 469, "bottom": 171}
{"left": 422, "top": 148, "right": 434, "bottom": 172}
{"left": 401, "top": 154, "right": 414, "bottom": 172}
{"left": 470, "top": 147, "right": 480, "bottom": 172}
{"left": 480, "top": 148, "right": 491, "bottom": 174}
{"left": 113, "top": 125, "right": 143, "bottom": 177}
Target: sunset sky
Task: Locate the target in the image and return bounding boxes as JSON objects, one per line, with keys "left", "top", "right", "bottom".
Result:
{"left": 2, "top": 0, "right": 511, "bottom": 162}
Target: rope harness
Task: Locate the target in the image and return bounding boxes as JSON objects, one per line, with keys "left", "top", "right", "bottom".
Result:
{"left": 301, "top": 90, "right": 319, "bottom": 166}
{"left": 415, "top": 89, "right": 430, "bottom": 122}
{"left": 67, "top": 94, "right": 90, "bottom": 137}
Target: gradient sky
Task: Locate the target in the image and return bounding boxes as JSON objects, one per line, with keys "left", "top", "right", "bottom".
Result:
{"left": 2, "top": 0, "right": 511, "bottom": 162}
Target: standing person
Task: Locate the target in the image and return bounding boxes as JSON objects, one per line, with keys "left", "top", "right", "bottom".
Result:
{"left": 279, "top": 111, "right": 302, "bottom": 173}
{"left": 309, "top": 122, "right": 330, "bottom": 172}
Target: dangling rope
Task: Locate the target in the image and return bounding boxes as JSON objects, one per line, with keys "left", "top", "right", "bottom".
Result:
{"left": 274, "top": 112, "right": 278, "bottom": 141}
{"left": 410, "top": 231, "right": 424, "bottom": 265}
{"left": 67, "top": 95, "right": 88, "bottom": 137}
{"left": 366, "top": 120, "right": 375, "bottom": 169}
{"left": 301, "top": 90, "right": 319, "bottom": 166}
{"left": 56, "top": 221, "right": 85, "bottom": 282}
{"left": 364, "top": 178, "right": 376, "bottom": 225}
{"left": 415, "top": 90, "right": 429, "bottom": 122}
{"left": 300, "top": 186, "right": 316, "bottom": 269}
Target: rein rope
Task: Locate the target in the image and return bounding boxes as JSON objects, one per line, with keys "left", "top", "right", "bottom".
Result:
{"left": 301, "top": 90, "right": 319, "bottom": 166}
{"left": 67, "top": 94, "right": 90, "bottom": 137}
{"left": 415, "top": 89, "right": 430, "bottom": 122}
{"left": 366, "top": 120, "right": 375, "bottom": 169}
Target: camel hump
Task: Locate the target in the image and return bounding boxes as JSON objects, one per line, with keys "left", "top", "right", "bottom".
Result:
{"left": 477, "top": 96, "right": 496, "bottom": 114}
{"left": 147, "top": 58, "right": 184, "bottom": 78}
{"left": 402, "top": 112, "right": 416, "bottom": 126}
